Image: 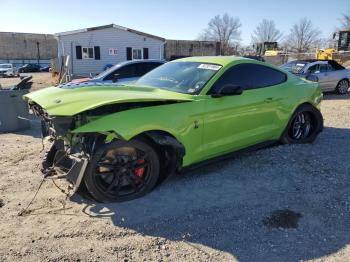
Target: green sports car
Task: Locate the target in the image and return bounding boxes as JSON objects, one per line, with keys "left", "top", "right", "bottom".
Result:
{"left": 24, "top": 56, "right": 324, "bottom": 202}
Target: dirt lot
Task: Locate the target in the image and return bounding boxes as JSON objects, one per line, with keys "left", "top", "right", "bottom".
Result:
{"left": 0, "top": 89, "right": 349, "bottom": 261}
{"left": 0, "top": 73, "right": 56, "bottom": 91}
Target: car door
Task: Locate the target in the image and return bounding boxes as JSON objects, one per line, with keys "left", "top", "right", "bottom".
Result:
{"left": 325, "top": 64, "right": 346, "bottom": 91}
{"left": 318, "top": 64, "right": 336, "bottom": 91}
{"left": 307, "top": 63, "right": 332, "bottom": 91}
{"left": 201, "top": 63, "right": 288, "bottom": 160}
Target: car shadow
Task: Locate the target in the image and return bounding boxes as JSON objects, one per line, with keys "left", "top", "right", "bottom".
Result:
{"left": 70, "top": 126, "right": 350, "bottom": 261}
{"left": 323, "top": 92, "right": 350, "bottom": 100}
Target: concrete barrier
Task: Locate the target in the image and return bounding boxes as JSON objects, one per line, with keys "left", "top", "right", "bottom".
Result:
{"left": 0, "top": 89, "right": 30, "bottom": 132}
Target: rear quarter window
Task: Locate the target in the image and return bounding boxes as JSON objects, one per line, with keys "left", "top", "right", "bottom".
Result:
{"left": 210, "top": 63, "right": 287, "bottom": 93}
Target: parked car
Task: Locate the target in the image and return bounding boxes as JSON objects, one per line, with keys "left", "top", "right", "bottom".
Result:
{"left": 0, "top": 64, "right": 19, "bottom": 77}
{"left": 40, "top": 66, "right": 51, "bottom": 72}
{"left": 280, "top": 59, "right": 350, "bottom": 94}
{"left": 24, "top": 56, "right": 323, "bottom": 202}
{"left": 71, "top": 60, "right": 165, "bottom": 85}
{"left": 18, "top": 64, "right": 41, "bottom": 73}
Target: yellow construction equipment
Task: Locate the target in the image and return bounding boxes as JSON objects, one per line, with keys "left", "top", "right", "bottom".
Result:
{"left": 316, "top": 28, "right": 350, "bottom": 67}
{"left": 254, "top": 42, "right": 279, "bottom": 56}
{"left": 315, "top": 48, "right": 336, "bottom": 60}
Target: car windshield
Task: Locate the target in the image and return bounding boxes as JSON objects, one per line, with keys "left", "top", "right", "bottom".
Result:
{"left": 0, "top": 64, "right": 11, "bottom": 69}
{"left": 280, "top": 61, "right": 306, "bottom": 74}
{"left": 134, "top": 62, "right": 222, "bottom": 94}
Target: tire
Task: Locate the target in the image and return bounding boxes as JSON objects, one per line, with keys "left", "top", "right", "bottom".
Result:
{"left": 280, "top": 104, "right": 323, "bottom": 144}
{"left": 83, "top": 139, "right": 160, "bottom": 203}
{"left": 336, "top": 79, "right": 349, "bottom": 95}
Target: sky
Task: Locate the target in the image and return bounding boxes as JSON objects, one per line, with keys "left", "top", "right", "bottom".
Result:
{"left": 1, "top": 0, "right": 349, "bottom": 45}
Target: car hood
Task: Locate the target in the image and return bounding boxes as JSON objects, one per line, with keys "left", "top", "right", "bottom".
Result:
{"left": 24, "top": 85, "right": 194, "bottom": 116}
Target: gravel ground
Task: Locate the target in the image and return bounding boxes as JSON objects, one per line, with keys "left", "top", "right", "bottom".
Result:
{"left": 0, "top": 93, "right": 349, "bottom": 262}
{"left": 0, "top": 73, "right": 55, "bottom": 90}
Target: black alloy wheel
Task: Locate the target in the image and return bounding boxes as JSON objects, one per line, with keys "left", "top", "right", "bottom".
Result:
{"left": 281, "top": 104, "right": 323, "bottom": 144}
{"left": 289, "top": 112, "right": 312, "bottom": 140}
{"left": 83, "top": 139, "right": 160, "bottom": 202}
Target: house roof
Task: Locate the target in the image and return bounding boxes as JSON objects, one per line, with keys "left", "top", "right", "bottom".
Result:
{"left": 55, "top": 24, "right": 165, "bottom": 42}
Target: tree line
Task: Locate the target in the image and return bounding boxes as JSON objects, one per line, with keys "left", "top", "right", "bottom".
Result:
{"left": 199, "top": 13, "right": 350, "bottom": 55}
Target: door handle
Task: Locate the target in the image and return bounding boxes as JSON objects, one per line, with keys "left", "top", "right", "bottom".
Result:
{"left": 264, "top": 97, "right": 274, "bottom": 103}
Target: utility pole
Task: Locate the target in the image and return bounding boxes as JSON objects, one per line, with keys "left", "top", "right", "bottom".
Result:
{"left": 36, "top": 42, "right": 40, "bottom": 65}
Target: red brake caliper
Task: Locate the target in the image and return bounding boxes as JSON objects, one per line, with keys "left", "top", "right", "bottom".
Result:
{"left": 135, "top": 159, "right": 145, "bottom": 178}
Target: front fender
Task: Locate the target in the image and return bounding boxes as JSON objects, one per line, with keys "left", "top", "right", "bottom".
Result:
{"left": 72, "top": 111, "right": 178, "bottom": 141}
{"left": 71, "top": 100, "right": 205, "bottom": 166}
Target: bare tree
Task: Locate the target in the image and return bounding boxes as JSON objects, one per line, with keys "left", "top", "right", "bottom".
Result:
{"left": 341, "top": 14, "right": 350, "bottom": 28}
{"left": 199, "top": 13, "right": 241, "bottom": 55}
{"left": 251, "top": 19, "right": 283, "bottom": 44}
{"left": 284, "top": 18, "right": 321, "bottom": 53}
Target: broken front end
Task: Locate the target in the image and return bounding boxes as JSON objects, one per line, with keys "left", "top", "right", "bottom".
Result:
{"left": 30, "top": 102, "right": 101, "bottom": 190}
{"left": 29, "top": 100, "right": 185, "bottom": 197}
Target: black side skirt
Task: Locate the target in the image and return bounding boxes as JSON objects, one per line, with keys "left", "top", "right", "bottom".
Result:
{"left": 181, "top": 140, "right": 278, "bottom": 174}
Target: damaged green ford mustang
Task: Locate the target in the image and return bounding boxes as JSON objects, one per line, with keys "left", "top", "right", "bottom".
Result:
{"left": 24, "top": 56, "right": 323, "bottom": 202}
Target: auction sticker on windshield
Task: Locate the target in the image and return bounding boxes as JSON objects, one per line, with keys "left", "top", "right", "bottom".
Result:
{"left": 197, "top": 64, "right": 222, "bottom": 71}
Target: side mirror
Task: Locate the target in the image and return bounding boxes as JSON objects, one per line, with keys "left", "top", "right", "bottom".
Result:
{"left": 314, "top": 70, "right": 320, "bottom": 74}
{"left": 211, "top": 84, "right": 243, "bottom": 98}
{"left": 112, "top": 73, "right": 120, "bottom": 83}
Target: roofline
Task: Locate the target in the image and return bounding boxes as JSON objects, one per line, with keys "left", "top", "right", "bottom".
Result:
{"left": 0, "top": 31, "right": 54, "bottom": 37}
{"left": 338, "top": 27, "right": 350, "bottom": 32}
{"left": 166, "top": 39, "right": 220, "bottom": 43}
{"left": 55, "top": 24, "right": 165, "bottom": 41}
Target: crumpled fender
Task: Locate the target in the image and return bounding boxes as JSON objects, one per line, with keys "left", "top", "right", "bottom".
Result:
{"left": 71, "top": 98, "right": 205, "bottom": 167}
{"left": 71, "top": 104, "right": 189, "bottom": 142}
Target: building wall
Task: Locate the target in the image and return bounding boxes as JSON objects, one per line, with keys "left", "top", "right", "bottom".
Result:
{"left": 57, "top": 27, "right": 165, "bottom": 76}
{"left": 165, "top": 40, "right": 220, "bottom": 60}
{"left": 0, "top": 32, "right": 57, "bottom": 63}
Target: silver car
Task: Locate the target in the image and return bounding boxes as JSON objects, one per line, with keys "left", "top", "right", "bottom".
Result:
{"left": 280, "top": 60, "right": 350, "bottom": 94}
{"left": 0, "top": 64, "right": 19, "bottom": 77}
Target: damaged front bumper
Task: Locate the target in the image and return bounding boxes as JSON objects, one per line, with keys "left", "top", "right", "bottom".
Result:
{"left": 29, "top": 101, "right": 91, "bottom": 190}
{"left": 42, "top": 139, "right": 89, "bottom": 191}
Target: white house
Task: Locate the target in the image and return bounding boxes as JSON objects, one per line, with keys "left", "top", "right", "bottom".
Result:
{"left": 55, "top": 24, "right": 165, "bottom": 76}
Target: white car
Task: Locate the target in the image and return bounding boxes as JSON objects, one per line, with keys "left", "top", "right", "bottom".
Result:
{"left": 0, "top": 64, "right": 19, "bottom": 77}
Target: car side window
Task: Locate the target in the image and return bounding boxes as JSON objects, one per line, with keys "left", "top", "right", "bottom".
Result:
{"left": 209, "top": 63, "right": 287, "bottom": 93}
{"left": 135, "top": 62, "right": 162, "bottom": 76}
{"left": 307, "top": 65, "right": 318, "bottom": 74}
{"left": 319, "top": 64, "right": 329, "bottom": 73}
{"left": 326, "top": 64, "right": 334, "bottom": 71}
{"left": 105, "top": 64, "right": 137, "bottom": 80}
{"left": 117, "top": 64, "right": 137, "bottom": 78}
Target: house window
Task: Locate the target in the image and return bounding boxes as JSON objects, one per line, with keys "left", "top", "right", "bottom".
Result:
{"left": 109, "top": 48, "right": 118, "bottom": 56}
{"left": 82, "top": 47, "right": 94, "bottom": 59}
{"left": 132, "top": 48, "right": 143, "bottom": 60}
